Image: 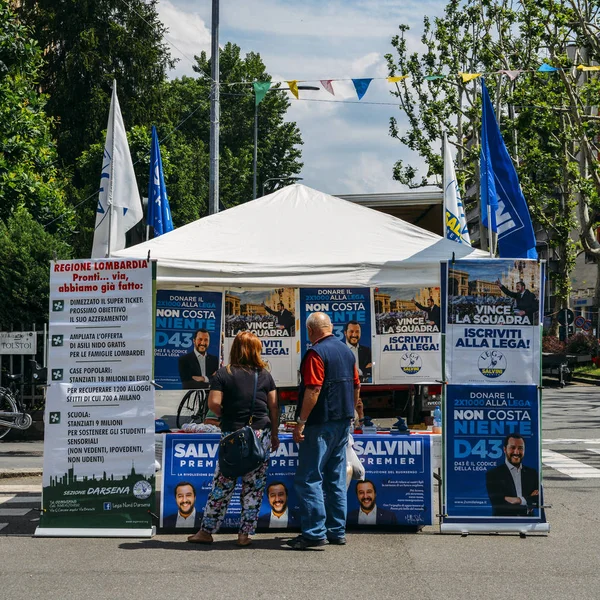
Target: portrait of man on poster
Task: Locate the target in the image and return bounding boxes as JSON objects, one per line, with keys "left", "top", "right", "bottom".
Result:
{"left": 178, "top": 329, "right": 219, "bottom": 389}
{"left": 485, "top": 434, "right": 539, "bottom": 517}
{"left": 163, "top": 481, "right": 203, "bottom": 529}
{"left": 257, "top": 482, "right": 290, "bottom": 529}
{"left": 343, "top": 321, "right": 372, "bottom": 383}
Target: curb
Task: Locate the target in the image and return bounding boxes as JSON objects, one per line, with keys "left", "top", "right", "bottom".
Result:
{"left": 0, "top": 468, "right": 43, "bottom": 479}
{"left": 571, "top": 376, "right": 600, "bottom": 386}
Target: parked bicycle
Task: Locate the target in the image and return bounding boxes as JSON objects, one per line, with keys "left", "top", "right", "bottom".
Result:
{"left": 0, "top": 359, "right": 47, "bottom": 440}
{"left": 176, "top": 388, "right": 209, "bottom": 429}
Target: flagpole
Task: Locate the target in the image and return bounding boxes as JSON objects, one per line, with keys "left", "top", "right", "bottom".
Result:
{"left": 442, "top": 133, "right": 447, "bottom": 236}
{"left": 208, "top": 0, "right": 220, "bottom": 215}
{"left": 107, "top": 80, "right": 117, "bottom": 258}
{"left": 487, "top": 205, "right": 493, "bottom": 257}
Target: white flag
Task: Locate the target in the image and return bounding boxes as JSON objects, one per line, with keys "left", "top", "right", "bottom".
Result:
{"left": 92, "top": 82, "right": 143, "bottom": 258}
{"left": 443, "top": 132, "right": 471, "bottom": 246}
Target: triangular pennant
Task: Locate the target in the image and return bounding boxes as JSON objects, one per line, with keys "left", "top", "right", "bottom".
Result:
{"left": 387, "top": 75, "right": 409, "bottom": 83}
{"left": 351, "top": 78, "right": 372, "bottom": 100}
{"left": 498, "top": 69, "right": 523, "bottom": 81}
{"left": 459, "top": 72, "right": 482, "bottom": 83}
{"left": 577, "top": 65, "right": 600, "bottom": 71}
{"left": 253, "top": 81, "right": 271, "bottom": 106}
{"left": 424, "top": 74, "right": 445, "bottom": 81}
{"left": 286, "top": 80, "right": 299, "bottom": 99}
{"left": 320, "top": 79, "right": 335, "bottom": 95}
{"left": 538, "top": 63, "right": 557, "bottom": 72}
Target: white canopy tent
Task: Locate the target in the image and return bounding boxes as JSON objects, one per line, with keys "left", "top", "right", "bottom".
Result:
{"left": 115, "top": 184, "right": 486, "bottom": 287}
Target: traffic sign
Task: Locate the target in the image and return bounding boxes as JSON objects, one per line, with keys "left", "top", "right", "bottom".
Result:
{"left": 574, "top": 315, "right": 585, "bottom": 329}
{"left": 557, "top": 309, "right": 575, "bottom": 326}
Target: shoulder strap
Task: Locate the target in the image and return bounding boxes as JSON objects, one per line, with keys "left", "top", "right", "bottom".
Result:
{"left": 247, "top": 370, "right": 258, "bottom": 425}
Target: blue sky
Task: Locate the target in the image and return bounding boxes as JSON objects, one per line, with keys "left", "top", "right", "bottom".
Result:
{"left": 158, "top": 0, "right": 446, "bottom": 195}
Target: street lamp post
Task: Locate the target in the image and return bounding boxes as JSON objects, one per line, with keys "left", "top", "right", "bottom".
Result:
{"left": 252, "top": 85, "right": 319, "bottom": 199}
{"left": 262, "top": 177, "right": 303, "bottom": 197}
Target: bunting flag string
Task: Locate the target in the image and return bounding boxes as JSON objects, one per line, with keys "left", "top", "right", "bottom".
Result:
{"left": 230, "top": 59, "right": 600, "bottom": 102}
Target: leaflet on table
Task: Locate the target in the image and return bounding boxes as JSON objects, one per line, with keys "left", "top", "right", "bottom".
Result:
{"left": 154, "top": 290, "right": 223, "bottom": 389}
{"left": 160, "top": 433, "right": 433, "bottom": 530}
{"left": 224, "top": 289, "right": 298, "bottom": 387}
{"left": 39, "top": 259, "right": 155, "bottom": 533}
{"left": 444, "top": 384, "right": 542, "bottom": 522}
{"left": 373, "top": 286, "right": 441, "bottom": 384}
{"left": 299, "top": 287, "right": 373, "bottom": 384}
{"left": 445, "top": 259, "right": 541, "bottom": 385}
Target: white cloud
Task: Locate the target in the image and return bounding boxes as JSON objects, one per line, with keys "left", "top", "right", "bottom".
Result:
{"left": 158, "top": 1, "right": 211, "bottom": 76}
{"left": 158, "top": 0, "right": 445, "bottom": 194}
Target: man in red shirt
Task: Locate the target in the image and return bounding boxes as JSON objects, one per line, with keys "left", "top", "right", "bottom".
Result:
{"left": 287, "top": 312, "right": 361, "bottom": 550}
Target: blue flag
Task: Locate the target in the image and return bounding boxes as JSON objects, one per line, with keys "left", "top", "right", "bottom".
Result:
{"left": 148, "top": 125, "right": 174, "bottom": 236}
{"left": 480, "top": 79, "right": 537, "bottom": 259}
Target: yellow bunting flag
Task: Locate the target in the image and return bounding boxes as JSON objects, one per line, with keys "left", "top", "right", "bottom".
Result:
{"left": 577, "top": 65, "right": 600, "bottom": 71}
{"left": 286, "top": 80, "right": 299, "bottom": 99}
{"left": 387, "top": 75, "right": 409, "bottom": 83}
{"left": 459, "top": 72, "right": 482, "bottom": 83}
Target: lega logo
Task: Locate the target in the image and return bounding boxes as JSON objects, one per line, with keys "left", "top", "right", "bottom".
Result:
{"left": 400, "top": 352, "right": 422, "bottom": 374}
{"left": 133, "top": 480, "right": 152, "bottom": 500}
{"left": 478, "top": 350, "right": 507, "bottom": 378}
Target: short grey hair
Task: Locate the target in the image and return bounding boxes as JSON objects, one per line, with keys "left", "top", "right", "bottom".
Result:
{"left": 306, "top": 312, "right": 332, "bottom": 331}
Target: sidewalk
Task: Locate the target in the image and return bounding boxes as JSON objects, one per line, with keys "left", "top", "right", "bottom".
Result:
{"left": 0, "top": 440, "right": 43, "bottom": 478}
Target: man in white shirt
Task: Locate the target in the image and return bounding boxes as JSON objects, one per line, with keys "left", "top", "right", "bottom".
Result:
{"left": 486, "top": 434, "right": 540, "bottom": 516}
{"left": 258, "top": 482, "right": 289, "bottom": 528}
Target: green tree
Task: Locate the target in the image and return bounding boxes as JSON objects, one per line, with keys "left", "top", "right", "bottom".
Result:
{"left": 0, "top": 207, "right": 71, "bottom": 329}
{"left": 191, "top": 42, "right": 303, "bottom": 208}
{"left": 0, "top": 3, "right": 73, "bottom": 234}
{"left": 17, "top": 0, "right": 174, "bottom": 167}
{"left": 384, "top": 0, "right": 590, "bottom": 316}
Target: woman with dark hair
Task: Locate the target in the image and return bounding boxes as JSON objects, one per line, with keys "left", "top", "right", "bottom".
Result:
{"left": 187, "top": 331, "right": 279, "bottom": 547}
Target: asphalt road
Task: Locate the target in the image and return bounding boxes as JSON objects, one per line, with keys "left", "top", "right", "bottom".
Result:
{"left": 0, "top": 385, "right": 599, "bottom": 600}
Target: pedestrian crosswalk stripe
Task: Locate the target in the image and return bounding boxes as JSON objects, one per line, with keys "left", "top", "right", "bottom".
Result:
{"left": 542, "top": 438, "right": 600, "bottom": 445}
{"left": 0, "top": 495, "right": 41, "bottom": 505}
{"left": 0, "top": 508, "right": 31, "bottom": 517}
{"left": 0, "top": 485, "right": 41, "bottom": 493}
{"left": 588, "top": 448, "right": 600, "bottom": 456}
{"left": 0, "top": 523, "right": 7, "bottom": 532}
{"left": 542, "top": 449, "right": 600, "bottom": 478}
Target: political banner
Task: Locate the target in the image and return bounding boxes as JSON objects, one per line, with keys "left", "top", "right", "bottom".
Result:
{"left": 373, "top": 286, "right": 441, "bottom": 384}
{"left": 160, "top": 433, "right": 433, "bottom": 530}
{"left": 443, "top": 385, "right": 542, "bottom": 523}
{"left": 224, "top": 289, "right": 297, "bottom": 387}
{"left": 299, "top": 287, "right": 373, "bottom": 384}
{"left": 38, "top": 259, "right": 155, "bottom": 537}
{"left": 155, "top": 290, "right": 223, "bottom": 390}
{"left": 445, "top": 259, "right": 541, "bottom": 385}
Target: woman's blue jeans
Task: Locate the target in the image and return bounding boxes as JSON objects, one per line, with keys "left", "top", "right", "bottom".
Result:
{"left": 293, "top": 419, "right": 351, "bottom": 541}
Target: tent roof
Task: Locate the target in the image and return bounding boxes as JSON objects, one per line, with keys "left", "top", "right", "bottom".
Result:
{"left": 115, "top": 184, "right": 486, "bottom": 288}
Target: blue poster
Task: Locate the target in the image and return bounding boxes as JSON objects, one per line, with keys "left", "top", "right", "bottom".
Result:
{"left": 155, "top": 291, "right": 223, "bottom": 389}
{"left": 444, "top": 384, "right": 541, "bottom": 521}
{"left": 349, "top": 435, "right": 433, "bottom": 527}
{"left": 299, "top": 287, "right": 372, "bottom": 383}
{"left": 160, "top": 433, "right": 433, "bottom": 531}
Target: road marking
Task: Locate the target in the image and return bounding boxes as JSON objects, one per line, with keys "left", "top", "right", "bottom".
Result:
{"left": 0, "top": 485, "right": 41, "bottom": 493}
{"left": 0, "top": 495, "right": 41, "bottom": 505}
{"left": 542, "top": 439, "right": 600, "bottom": 445}
{"left": 0, "top": 523, "right": 7, "bottom": 532}
{"left": 588, "top": 448, "right": 600, "bottom": 456}
{"left": 542, "top": 449, "right": 600, "bottom": 478}
{"left": 0, "top": 508, "right": 31, "bottom": 517}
